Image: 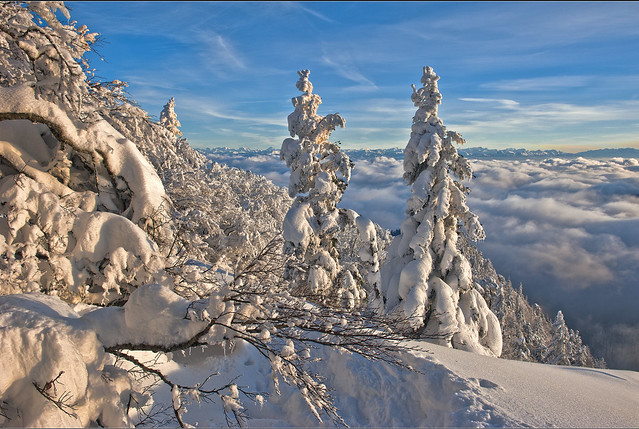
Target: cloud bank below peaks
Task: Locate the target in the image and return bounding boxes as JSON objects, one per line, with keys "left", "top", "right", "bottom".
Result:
{"left": 202, "top": 147, "right": 639, "bottom": 370}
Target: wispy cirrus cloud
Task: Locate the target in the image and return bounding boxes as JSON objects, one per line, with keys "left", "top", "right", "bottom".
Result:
{"left": 459, "top": 98, "right": 520, "bottom": 109}
{"left": 321, "top": 56, "right": 378, "bottom": 91}
{"left": 198, "top": 32, "right": 247, "bottom": 73}
{"left": 458, "top": 98, "right": 639, "bottom": 123}
{"left": 480, "top": 75, "right": 595, "bottom": 92}
{"left": 288, "top": 2, "right": 335, "bottom": 23}
{"left": 185, "top": 102, "right": 286, "bottom": 128}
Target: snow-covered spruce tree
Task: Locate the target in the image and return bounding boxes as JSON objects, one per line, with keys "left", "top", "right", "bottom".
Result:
{"left": 545, "top": 310, "right": 598, "bottom": 367}
{"left": 159, "top": 97, "right": 182, "bottom": 137}
{"left": 546, "top": 311, "right": 571, "bottom": 365}
{"left": 380, "top": 66, "right": 502, "bottom": 356}
{"left": 280, "top": 70, "right": 369, "bottom": 309}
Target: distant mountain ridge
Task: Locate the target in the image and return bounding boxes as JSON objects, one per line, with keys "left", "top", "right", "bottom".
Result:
{"left": 200, "top": 146, "right": 639, "bottom": 162}
{"left": 459, "top": 146, "right": 639, "bottom": 160}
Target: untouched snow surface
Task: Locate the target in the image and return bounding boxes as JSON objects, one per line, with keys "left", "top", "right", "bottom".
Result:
{"left": 146, "top": 338, "right": 639, "bottom": 428}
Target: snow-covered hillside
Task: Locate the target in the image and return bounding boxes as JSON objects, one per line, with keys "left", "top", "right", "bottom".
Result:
{"left": 119, "top": 336, "right": 639, "bottom": 428}
{"left": 1, "top": 290, "right": 636, "bottom": 427}
{"left": 1, "top": 2, "right": 638, "bottom": 428}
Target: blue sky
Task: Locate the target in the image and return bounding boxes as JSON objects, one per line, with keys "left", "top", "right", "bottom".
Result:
{"left": 66, "top": 1, "right": 639, "bottom": 151}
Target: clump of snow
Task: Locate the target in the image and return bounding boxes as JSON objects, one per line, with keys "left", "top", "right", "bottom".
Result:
{"left": 282, "top": 201, "right": 315, "bottom": 252}
{"left": 0, "top": 293, "right": 138, "bottom": 427}
{"left": 82, "top": 284, "right": 211, "bottom": 348}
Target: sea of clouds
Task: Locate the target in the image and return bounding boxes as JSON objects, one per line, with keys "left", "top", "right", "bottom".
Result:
{"left": 204, "top": 147, "right": 639, "bottom": 371}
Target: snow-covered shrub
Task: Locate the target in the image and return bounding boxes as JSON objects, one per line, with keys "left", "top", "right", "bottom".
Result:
{"left": 280, "top": 70, "right": 368, "bottom": 308}
{"left": 0, "top": 2, "right": 173, "bottom": 303}
{"left": 379, "top": 66, "right": 502, "bottom": 356}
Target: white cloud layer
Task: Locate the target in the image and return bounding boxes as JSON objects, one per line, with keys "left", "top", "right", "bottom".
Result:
{"left": 207, "top": 149, "right": 639, "bottom": 370}
{"left": 467, "top": 157, "right": 639, "bottom": 370}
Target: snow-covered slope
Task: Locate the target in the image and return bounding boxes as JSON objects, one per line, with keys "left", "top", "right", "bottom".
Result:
{"left": 418, "top": 342, "right": 639, "bottom": 428}
{"left": 1, "top": 286, "right": 636, "bottom": 428}
{"left": 2, "top": 3, "right": 637, "bottom": 428}
{"left": 141, "top": 337, "right": 639, "bottom": 428}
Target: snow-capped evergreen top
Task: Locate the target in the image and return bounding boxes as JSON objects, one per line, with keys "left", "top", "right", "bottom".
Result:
{"left": 287, "top": 69, "right": 345, "bottom": 144}
{"left": 159, "top": 97, "right": 182, "bottom": 137}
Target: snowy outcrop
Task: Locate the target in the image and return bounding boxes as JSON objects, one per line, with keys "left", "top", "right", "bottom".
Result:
{"left": 380, "top": 66, "right": 502, "bottom": 356}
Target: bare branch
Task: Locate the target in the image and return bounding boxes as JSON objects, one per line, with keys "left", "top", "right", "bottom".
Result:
{"left": 32, "top": 371, "right": 77, "bottom": 418}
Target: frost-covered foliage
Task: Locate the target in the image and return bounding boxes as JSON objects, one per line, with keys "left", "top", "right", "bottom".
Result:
{"left": 459, "top": 233, "right": 604, "bottom": 367}
{"left": 94, "top": 83, "right": 291, "bottom": 273}
{"left": 0, "top": 4, "right": 413, "bottom": 427}
{"left": 159, "top": 97, "right": 182, "bottom": 137}
{"left": 0, "top": 1, "right": 98, "bottom": 114}
{"left": 280, "top": 70, "right": 372, "bottom": 309}
{"left": 380, "top": 66, "right": 502, "bottom": 357}
{"left": 0, "top": 2, "right": 172, "bottom": 304}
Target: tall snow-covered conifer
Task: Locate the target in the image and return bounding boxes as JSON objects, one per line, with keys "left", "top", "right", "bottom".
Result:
{"left": 159, "top": 97, "right": 182, "bottom": 137}
{"left": 380, "top": 66, "right": 502, "bottom": 356}
{"left": 547, "top": 310, "right": 572, "bottom": 365}
{"left": 280, "top": 70, "right": 365, "bottom": 308}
